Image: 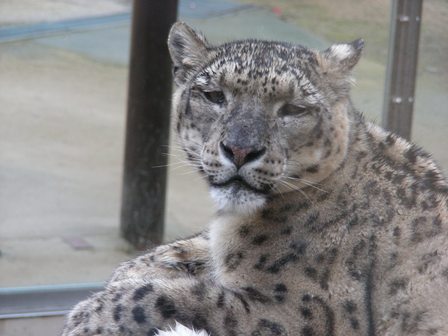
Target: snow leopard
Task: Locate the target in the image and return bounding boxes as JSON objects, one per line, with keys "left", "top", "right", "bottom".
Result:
{"left": 62, "top": 22, "right": 448, "bottom": 336}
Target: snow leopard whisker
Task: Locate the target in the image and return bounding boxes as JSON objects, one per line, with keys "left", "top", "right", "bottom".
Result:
{"left": 160, "top": 154, "right": 202, "bottom": 166}
{"left": 270, "top": 184, "right": 287, "bottom": 202}
{"left": 152, "top": 162, "right": 201, "bottom": 171}
{"left": 284, "top": 176, "right": 328, "bottom": 193}
{"left": 278, "top": 180, "right": 311, "bottom": 202}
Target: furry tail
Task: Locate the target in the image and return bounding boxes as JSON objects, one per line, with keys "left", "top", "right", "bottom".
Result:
{"left": 155, "top": 322, "right": 210, "bottom": 336}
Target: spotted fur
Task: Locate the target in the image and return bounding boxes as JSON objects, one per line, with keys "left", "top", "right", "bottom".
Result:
{"left": 62, "top": 22, "right": 448, "bottom": 336}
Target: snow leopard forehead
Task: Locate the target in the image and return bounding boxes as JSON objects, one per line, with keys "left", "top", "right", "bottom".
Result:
{"left": 192, "top": 40, "right": 322, "bottom": 102}
{"left": 209, "top": 40, "right": 318, "bottom": 70}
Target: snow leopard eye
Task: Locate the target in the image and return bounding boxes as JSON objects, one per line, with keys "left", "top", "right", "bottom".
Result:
{"left": 203, "top": 91, "right": 226, "bottom": 105}
{"left": 278, "top": 104, "right": 309, "bottom": 118}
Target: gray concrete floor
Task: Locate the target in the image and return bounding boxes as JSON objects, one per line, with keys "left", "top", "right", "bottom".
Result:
{"left": 0, "top": 1, "right": 447, "bottom": 335}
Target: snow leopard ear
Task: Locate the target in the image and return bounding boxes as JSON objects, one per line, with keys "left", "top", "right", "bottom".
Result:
{"left": 318, "top": 39, "right": 364, "bottom": 75}
{"left": 168, "top": 22, "right": 211, "bottom": 84}
{"left": 316, "top": 39, "right": 364, "bottom": 95}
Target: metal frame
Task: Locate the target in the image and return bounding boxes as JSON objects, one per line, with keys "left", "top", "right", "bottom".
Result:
{"left": 0, "top": 283, "right": 103, "bottom": 320}
{"left": 382, "top": 0, "right": 423, "bottom": 140}
{"left": 0, "top": 13, "right": 130, "bottom": 43}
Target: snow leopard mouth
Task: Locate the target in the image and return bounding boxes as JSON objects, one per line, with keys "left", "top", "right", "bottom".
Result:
{"left": 209, "top": 176, "right": 271, "bottom": 195}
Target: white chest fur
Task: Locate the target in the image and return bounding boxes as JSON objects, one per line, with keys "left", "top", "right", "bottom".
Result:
{"left": 208, "top": 213, "right": 249, "bottom": 286}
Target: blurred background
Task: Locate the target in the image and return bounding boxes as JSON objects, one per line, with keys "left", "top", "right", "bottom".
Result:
{"left": 0, "top": 0, "right": 446, "bottom": 334}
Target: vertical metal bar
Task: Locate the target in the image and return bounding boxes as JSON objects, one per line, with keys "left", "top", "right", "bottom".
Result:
{"left": 382, "top": 0, "right": 423, "bottom": 140}
{"left": 121, "top": 0, "right": 178, "bottom": 249}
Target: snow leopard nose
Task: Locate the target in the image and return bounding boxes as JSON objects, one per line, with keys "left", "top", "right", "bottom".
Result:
{"left": 219, "top": 142, "right": 266, "bottom": 169}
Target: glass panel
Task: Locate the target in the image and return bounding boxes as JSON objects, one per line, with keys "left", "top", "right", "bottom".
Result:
{"left": 0, "top": 4, "right": 134, "bottom": 286}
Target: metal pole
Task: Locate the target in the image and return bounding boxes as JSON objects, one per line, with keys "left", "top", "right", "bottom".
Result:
{"left": 121, "top": 0, "right": 178, "bottom": 249}
{"left": 382, "top": 0, "right": 423, "bottom": 140}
